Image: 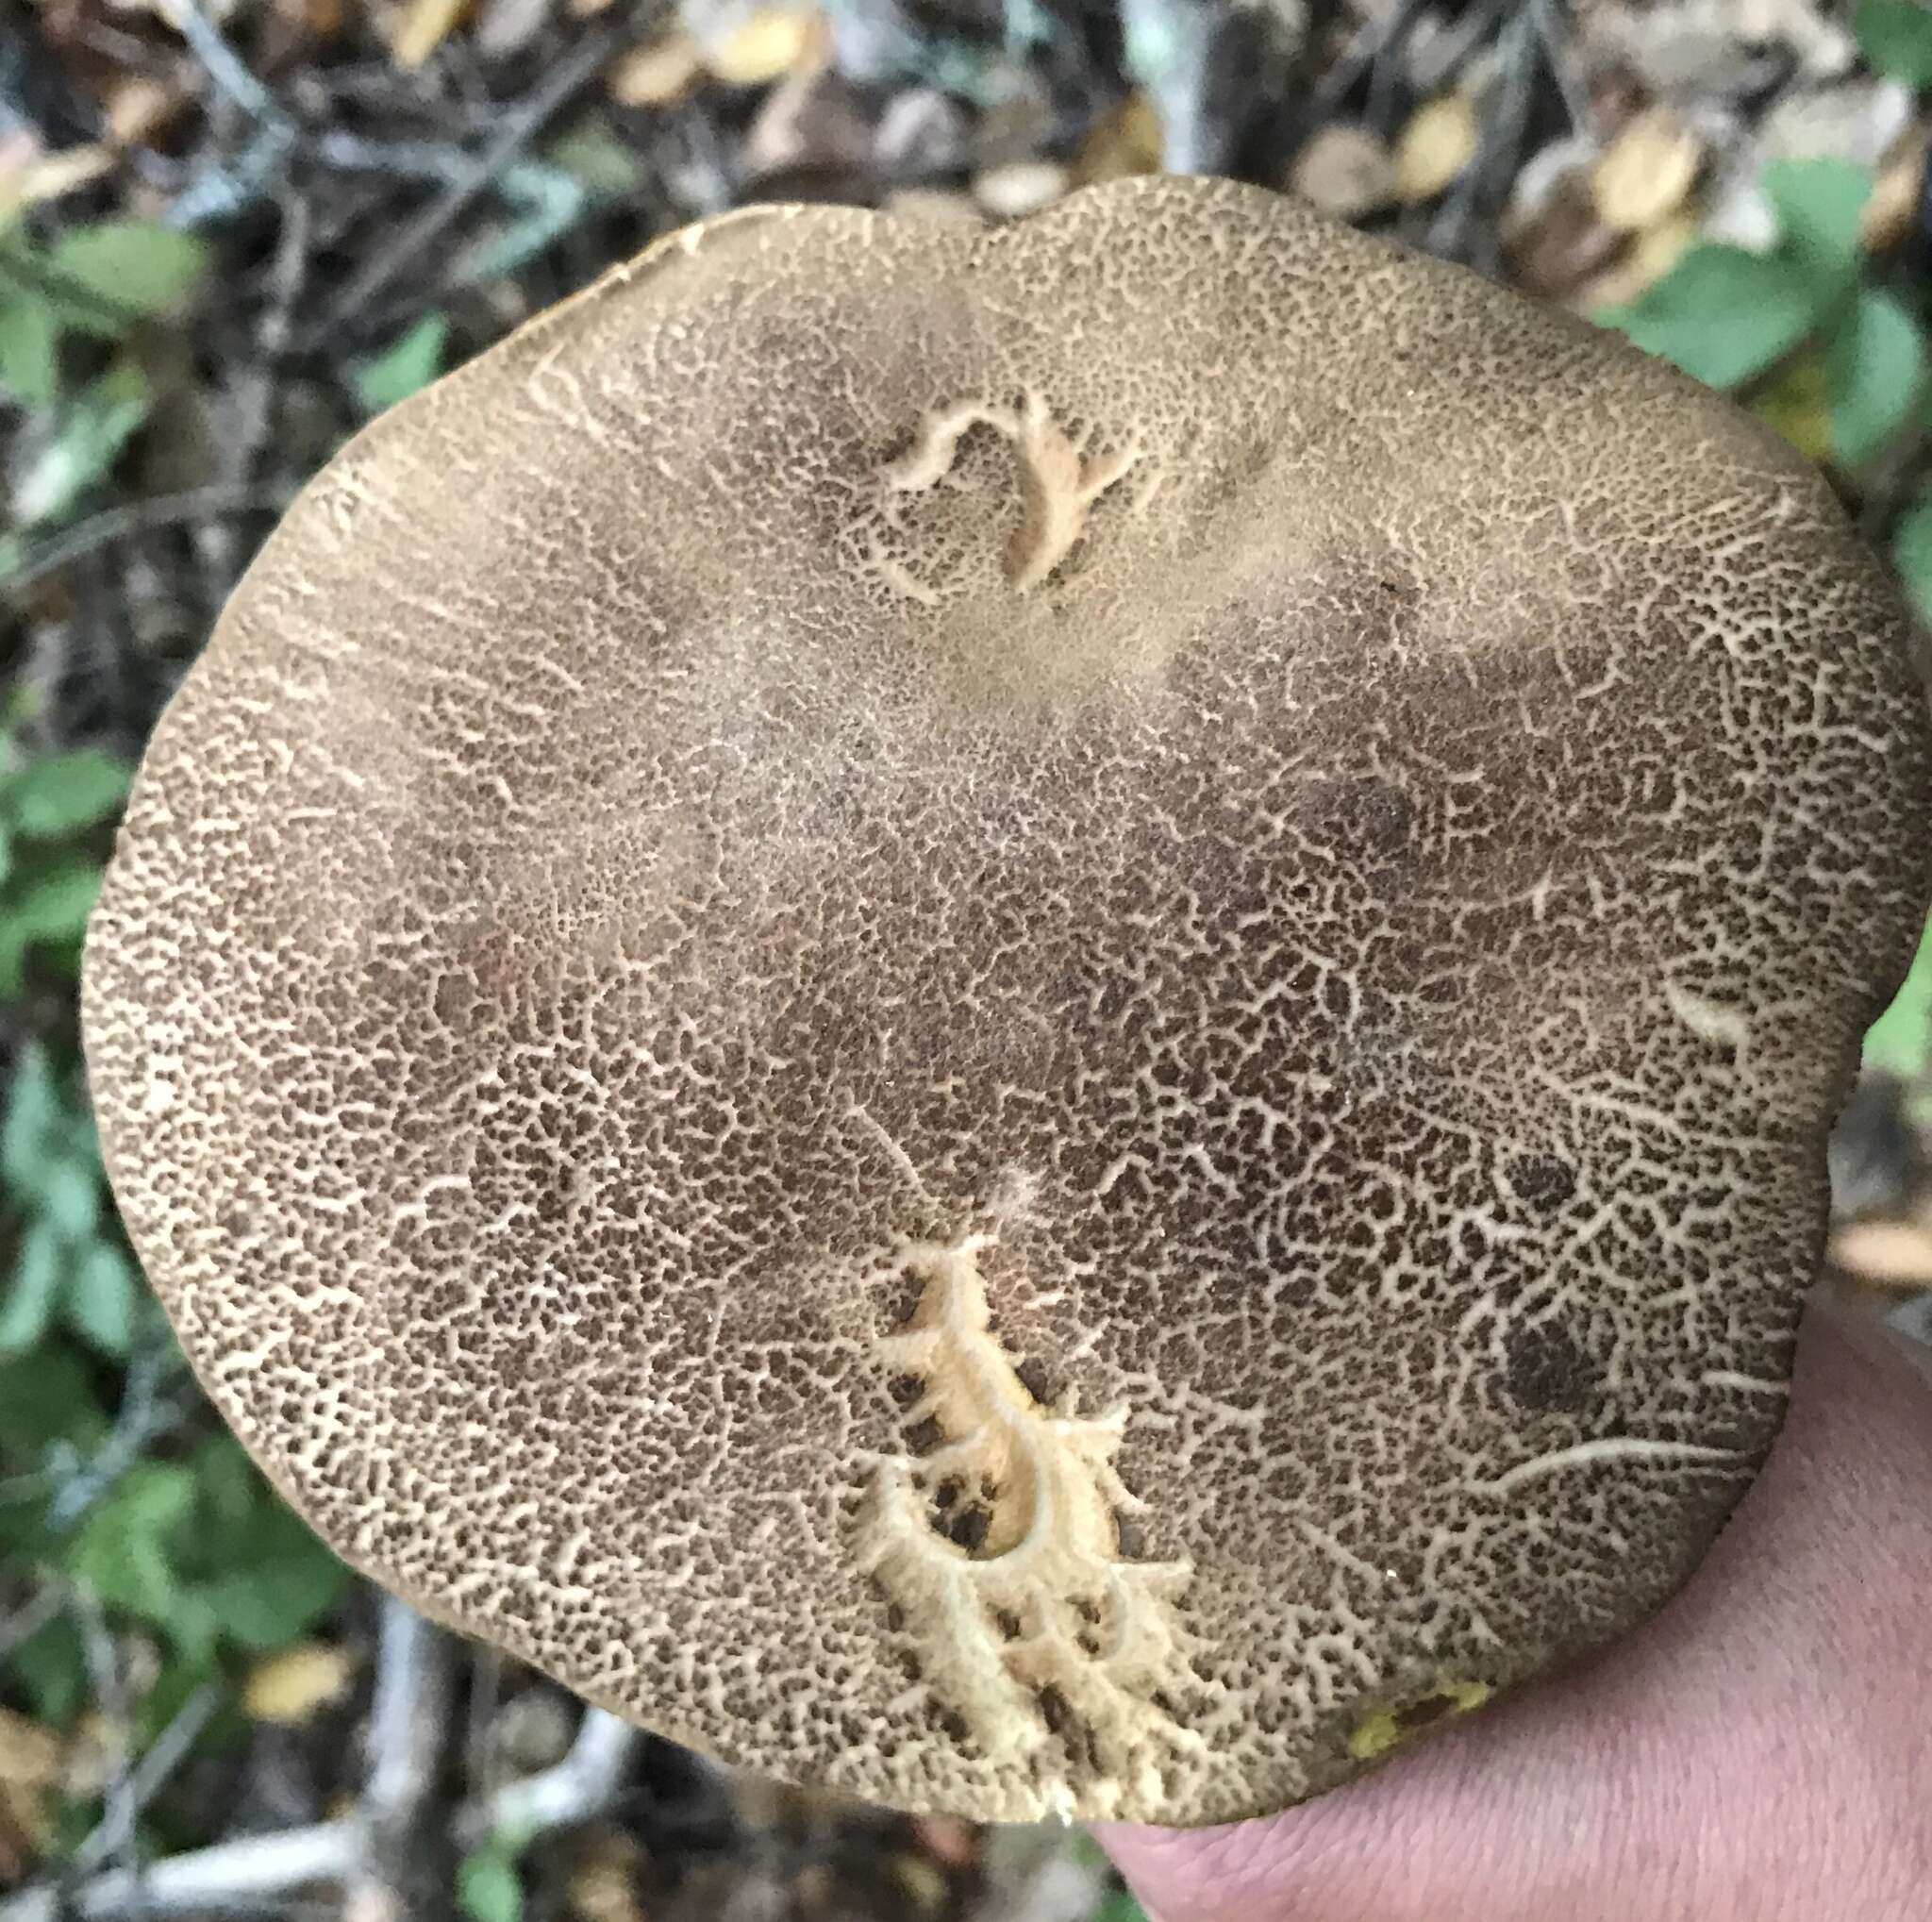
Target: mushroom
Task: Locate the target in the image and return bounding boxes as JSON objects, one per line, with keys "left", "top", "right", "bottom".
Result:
{"left": 81, "top": 176, "right": 1931, "bottom": 1827}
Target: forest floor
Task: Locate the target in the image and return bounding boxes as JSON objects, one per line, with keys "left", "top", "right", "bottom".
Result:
{"left": 4, "top": 1, "right": 1932, "bottom": 1918}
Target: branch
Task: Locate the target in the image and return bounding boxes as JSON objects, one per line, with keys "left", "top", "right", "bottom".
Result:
{"left": 0, "top": 1645, "right": 651, "bottom": 1922}
{"left": 459, "top": 1709, "right": 646, "bottom": 1849}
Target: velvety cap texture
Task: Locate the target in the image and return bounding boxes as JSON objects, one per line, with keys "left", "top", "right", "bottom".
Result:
{"left": 82, "top": 176, "right": 1932, "bottom": 1825}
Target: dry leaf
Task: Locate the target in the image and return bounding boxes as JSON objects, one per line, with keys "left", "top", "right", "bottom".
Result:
{"left": 0, "top": 1710, "right": 60, "bottom": 1795}
{"left": 1831, "top": 1219, "right": 1932, "bottom": 1289}
{"left": 911, "top": 1813, "right": 978, "bottom": 1867}
{"left": 1574, "top": 209, "right": 1697, "bottom": 309}
{"left": 106, "top": 76, "right": 180, "bottom": 148}
{"left": 1752, "top": 348, "right": 1832, "bottom": 464}
{"left": 242, "top": 1642, "right": 357, "bottom": 1724}
{"left": 973, "top": 159, "right": 1069, "bottom": 220}
{"left": 1074, "top": 92, "right": 1162, "bottom": 186}
{"left": 610, "top": 28, "right": 703, "bottom": 107}
{"left": 1393, "top": 93, "right": 1477, "bottom": 203}
{"left": 883, "top": 188, "right": 983, "bottom": 226}
{"left": 1862, "top": 131, "right": 1927, "bottom": 255}
{"left": 890, "top": 1850, "right": 950, "bottom": 1916}
{"left": 0, "top": 142, "right": 115, "bottom": 216}
{"left": 703, "top": 8, "right": 824, "bottom": 88}
{"left": 1289, "top": 124, "right": 1395, "bottom": 222}
{"left": 1591, "top": 109, "right": 1702, "bottom": 233}
{"left": 391, "top": 0, "right": 471, "bottom": 69}
{"left": 566, "top": 1829, "right": 648, "bottom": 1922}
{"left": 0, "top": 1708, "right": 59, "bottom": 1867}
{"left": 273, "top": 0, "right": 348, "bottom": 32}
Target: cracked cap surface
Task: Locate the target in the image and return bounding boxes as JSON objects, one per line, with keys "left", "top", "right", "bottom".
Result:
{"left": 83, "top": 176, "right": 1932, "bottom": 1825}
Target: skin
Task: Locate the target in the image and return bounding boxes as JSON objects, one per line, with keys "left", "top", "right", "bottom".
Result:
{"left": 1098, "top": 1295, "right": 1932, "bottom": 1922}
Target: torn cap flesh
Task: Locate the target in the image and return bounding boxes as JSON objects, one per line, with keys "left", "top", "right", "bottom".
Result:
{"left": 82, "top": 177, "right": 1932, "bottom": 1824}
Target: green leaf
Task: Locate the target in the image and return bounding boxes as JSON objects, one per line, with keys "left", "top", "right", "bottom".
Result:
{"left": 48, "top": 224, "right": 209, "bottom": 334}
{"left": 1891, "top": 493, "right": 1932, "bottom": 627}
{"left": 11, "top": 1615, "right": 89, "bottom": 1725}
{"left": 546, "top": 124, "right": 648, "bottom": 200}
{"left": 1094, "top": 1894, "right": 1151, "bottom": 1922}
{"left": 1865, "top": 911, "right": 1932, "bottom": 1075}
{"left": 1594, "top": 245, "right": 1816, "bottom": 390}
{"left": 0, "top": 295, "right": 60, "bottom": 404}
{"left": 356, "top": 314, "right": 448, "bottom": 415}
{"left": 0, "top": 857, "right": 106, "bottom": 994}
{"left": 6, "top": 749, "right": 130, "bottom": 838}
{"left": 10, "top": 359, "right": 151, "bottom": 529}
{"left": 195, "top": 1496, "right": 348, "bottom": 1650}
{"left": 0, "top": 1221, "right": 70, "bottom": 1353}
{"left": 0, "top": 1341, "right": 104, "bottom": 1453}
{"left": 1825, "top": 289, "right": 1926, "bottom": 467}
{"left": 38, "top": 1159, "right": 102, "bottom": 1242}
{"left": 1762, "top": 159, "right": 1873, "bottom": 296}
{"left": 458, "top": 1844, "right": 525, "bottom": 1922}
{"left": 1857, "top": 0, "right": 1932, "bottom": 86}
{"left": 64, "top": 1242, "right": 139, "bottom": 1357}
{"left": 3, "top": 1041, "right": 65, "bottom": 1194}
{"left": 62, "top": 1461, "right": 204, "bottom": 1647}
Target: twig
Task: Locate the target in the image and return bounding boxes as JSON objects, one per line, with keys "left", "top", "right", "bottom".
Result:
{"left": 0, "top": 1702, "right": 650, "bottom": 1922}
{"left": 308, "top": 26, "right": 624, "bottom": 341}
{"left": 1118, "top": 0, "right": 1242, "bottom": 176}
{"left": 342, "top": 1599, "right": 458, "bottom": 1922}
{"left": 1532, "top": 0, "right": 1595, "bottom": 141}
{"left": 69, "top": 1585, "right": 138, "bottom": 1895}
{"left": 68, "top": 1684, "right": 225, "bottom": 1878}
{"left": 459, "top": 1709, "right": 645, "bottom": 1849}
{"left": 154, "top": 0, "right": 290, "bottom": 129}
{"left": 0, "top": 1820, "right": 362, "bottom": 1922}
{"left": 3, "top": 485, "right": 293, "bottom": 597}
{"left": 0, "top": 1584, "right": 63, "bottom": 1661}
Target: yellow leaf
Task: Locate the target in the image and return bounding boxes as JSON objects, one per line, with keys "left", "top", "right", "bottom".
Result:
{"left": 1591, "top": 109, "right": 1703, "bottom": 233}
{"left": 1393, "top": 93, "right": 1476, "bottom": 203}
{"left": 1752, "top": 348, "right": 1832, "bottom": 464}
{"left": 610, "top": 29, "right": 703, "bottom": 107}
{"left": 242, "top": 1642, "right": 357, "bottom": 1724}
{"left": 391, "top": 0, "right": 472, "bottom": 70}
{"left": 889, "top": 1851, "right": 949, "bottom": 1916}
{"left": 703, "top": 8, "right": 824, "bottom": 87}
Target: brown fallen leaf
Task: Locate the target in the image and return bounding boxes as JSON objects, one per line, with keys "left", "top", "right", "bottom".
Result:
{"left": 1074, "top": 92, "right": 1162, "bottom": 186}
{"left": 1862, "top": 129, "right": 1927, "bottom": 255}
{"left": 1574, "top": 210, "right": 1697, "bottom": 309}
{"left": 566, "top": 1827, "right": 649, "bottom": 1922}
{"left": 0, "top": 1706, "right": 60, "bottom": 1864}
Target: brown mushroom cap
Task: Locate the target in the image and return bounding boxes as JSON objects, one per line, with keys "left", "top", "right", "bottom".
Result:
{"left": 83, "top": 175, "right": 1931, "bottom": 1826}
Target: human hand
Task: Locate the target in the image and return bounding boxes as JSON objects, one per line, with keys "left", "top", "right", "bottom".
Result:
{"left": 1096, "top": 1297, "right": 1932, "bottom": 1922}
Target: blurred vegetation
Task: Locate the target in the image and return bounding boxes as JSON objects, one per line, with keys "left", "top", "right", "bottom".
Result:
{"left": 2, "top": 0, "right": 1932, "bottom": 1915}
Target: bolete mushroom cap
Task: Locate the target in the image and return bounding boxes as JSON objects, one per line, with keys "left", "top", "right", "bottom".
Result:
{"left": 83, "top": 176, "right": 1931, "bottom": 1827}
